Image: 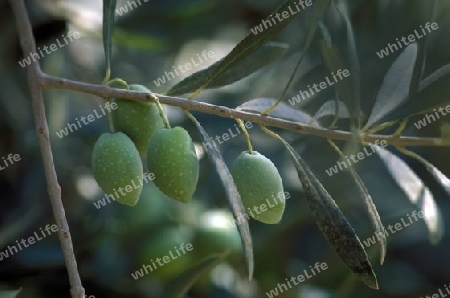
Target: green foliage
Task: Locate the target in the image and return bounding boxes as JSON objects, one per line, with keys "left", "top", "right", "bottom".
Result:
{"left": 231, "top": 151, "right": 285, "bottom": 224}
{"left": 147, "top": 127, "right": 199, "bottom": 203}
{"left": 91, "top": 132, "right": 143, "bottom": 206}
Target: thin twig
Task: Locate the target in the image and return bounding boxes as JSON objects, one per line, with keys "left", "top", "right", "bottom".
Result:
{"left": 9, "top": 1, "right": 85, "bottom": 297}
{"left": 41, "top": 73, "right": 444, "bottom": 147}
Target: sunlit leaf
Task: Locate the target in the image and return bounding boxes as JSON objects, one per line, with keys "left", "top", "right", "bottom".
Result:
{"left": 364, "top": 43, "right": 418, "bottom": 129}
{"left": 374, "top": 147, "right": 444, "bottom": 245}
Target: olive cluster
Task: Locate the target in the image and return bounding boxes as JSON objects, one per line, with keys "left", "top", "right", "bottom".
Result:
{"left": 91, "top": 84, "right": 199, "bottom": 205}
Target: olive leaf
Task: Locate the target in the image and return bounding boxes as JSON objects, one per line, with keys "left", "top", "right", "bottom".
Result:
{"left": 312, "top": 100, "right": 351, "bottom": 121}
{"left": 318, "top": 23, "right": 356, "bottom": 125}
{"left": 376, "top": 64, "right": 450, "bottom": 123}
{"left": 277, "top": 136, "right": 378, "bottom": 289}
{"left": 374, "top": 146, "right": 444, "bottom": 245}
{"left": 166, "top": 42, "right": 288, "bottom": 96}
{"left": 347, "top": 167, "right": 386, "bottom": 265}
{"left": 336, "top": 0, "right": 361, "bottom": 127}
{"left": 364, "top": 43, "right": 418, "bottom": 129}
{"left": 185, "top": 0, "right": 310, "bottom": 98}
{"left": 237, "top": 98, "right": 318, "bottom": 125}
{"left": 0, "top": 289, "right": 22, "bottom": 298}
{"left": 327, "top": 140, "right": 386, "bottom": 265}
{"left": 186, "top": 112, "right": 254, "bottom": 280}
{"left": 163, "top": 251, "right": 229, "bottom": 298}
{"left": 102, "top": 0, "right": 117, "bottom": 82}
{"left": 442, "top": 123, "right": 450, "bottom": 145}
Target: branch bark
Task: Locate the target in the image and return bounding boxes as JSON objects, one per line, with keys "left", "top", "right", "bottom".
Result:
{"left": 41, "top": 73, "right": 444, "bottom": 147}
{"left": 9, "top": 1, "right": 85, "bottom": 297}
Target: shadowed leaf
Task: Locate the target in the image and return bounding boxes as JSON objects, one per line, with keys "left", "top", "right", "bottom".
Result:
{"left": 187, "top": 112, "right": 254, "bottom": 280}
{"left": 0, "top": 289, "right": 22, "bottom": 298}
{"left": 102, "top": 0, "right": 117, "bottom": 81}
{"left": 277, "top": 137, "right": 378, "bottom": 289}
{"left": 163, "top": 252, "right": 229, "bottom": 298}
{"left": 237, "top": 98, "right": 318, "bottom": 125}
{"left": 313, "top": 100, "right": 350, "bottom": 120}
{"left": 186, "top": 0, "right": 310, "bottom": 98}
{"left": 166, "top": 42, "right": 288, "bottom": 96}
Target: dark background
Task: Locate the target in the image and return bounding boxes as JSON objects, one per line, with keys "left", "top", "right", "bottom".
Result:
{"left": 0, "top": 0, "right": 449, "bottom": 297}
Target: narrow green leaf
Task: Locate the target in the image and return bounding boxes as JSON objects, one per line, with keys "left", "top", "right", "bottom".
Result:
{"left": 186, "top": 112, "right": 254, "bottom": 280}
{"left": 313, "top": 100, "right": 350, "bottom": 120}
{"left": 364, "top": 43, "right": 418, "bottom": 129}
{"left": 327, "top": 140, "right": 386, "bottom": 265}
{"left": 163, "top": 252, "right": 229, "bottom": 298}
{"left": 411, "top": 0, "right": 439, "bottom": 95}
{"left": 374, "top": 147, "right": 444, "bottom": 245}
{"left": 237, "top": 98, "right": 318, "bottom": 125}
{"left": 318, "top": 24, "right": 355, "bottom": 124}
{"left": 278, "top": 137, "right": 378, "bottom": 289}
{"left": 442, "top": 123, "right": 450, "bottom": 145}
{"left": 0, "top": 289, "right": 22, "bottom": 298}
{"left": 166, "top": 42, "right": 288, "bottom": 96}
{"left": 102, "top": 0, "right": 117, "bottom": 82}
{"left": 419, "top": 64, "right": 450, "bottom": 92}
{"left": 336, "top": 0, "right": 361, "bottom": 128}
{"left": 348, "top": 167, "right": 386, "bottom": 265}
{"left": 188, "top": 0, "right": 310, "bottom": 98}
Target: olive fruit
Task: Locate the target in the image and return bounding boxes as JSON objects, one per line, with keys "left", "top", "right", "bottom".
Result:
{"left": 231, "top": 151, "right": 285, "bottom": 224}
{"left": 147, "top": 127, "right": 199, "bottom": 203}
{"left": 92, "top": 132, "right": 143, "bottom": 206}
{"left": 112, "top": 84, "right": 164, "bottom": 156}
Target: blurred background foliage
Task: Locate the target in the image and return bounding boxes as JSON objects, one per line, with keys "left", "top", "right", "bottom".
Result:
{"left": 0, "top": 0, "right": 450, "bottom": 297}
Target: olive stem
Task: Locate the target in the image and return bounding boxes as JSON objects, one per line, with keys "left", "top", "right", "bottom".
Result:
{"left": 9, "top": 0, "right": 85, "bottom": 297}
{"left": 39, "top": 73, "right": 446, "bottom": 147}
{"left": 235, "top": 118, "right": 253, "bottom": 154}
{"left": 153, "top": 96, "right": 171, "bottom": 129}
{"left": 105, "top": 78, "right": 128, "bottom": 89}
